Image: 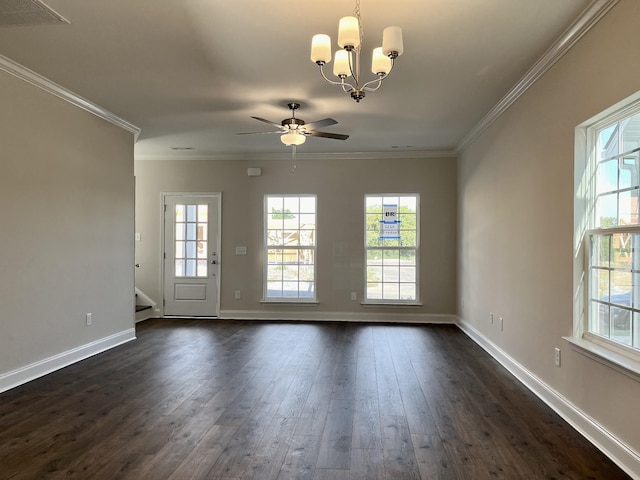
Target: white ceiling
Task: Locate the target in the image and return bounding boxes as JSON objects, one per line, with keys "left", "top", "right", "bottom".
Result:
{"left": 0, "top": 0, "right": 606, "bottom": 159}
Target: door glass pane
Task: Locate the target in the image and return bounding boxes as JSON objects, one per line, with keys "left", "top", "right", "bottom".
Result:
{"left": 187, "top": 205, "right": 197, "bottom": 222}
{"left": 197, "top": 260, "right": 208, "bottom": 277}
{"left": 186, "top": 259, "right": 196, "bottom": 276}
{"left": 176, "top": 224, "right": 185, "bottom": 241}
{"left": 176, "top": 205, "right": 185, "bottom": 221}
{"left": 198, "top": 204, "right": 208, "bottom": 222}
{"left": 175, "top": 259, "right": 184, "bottom": 277}
{"left": 186, "top": 241, "right": 196, "bottom": 258}
{"left": 176, "top": 241, "right": 185, "bottom": 258}
{"left": 187, "top": 223, "right": 197, "bottom": 241}
{"left": 175, "top": 204, "right": 208, "bottom": 278}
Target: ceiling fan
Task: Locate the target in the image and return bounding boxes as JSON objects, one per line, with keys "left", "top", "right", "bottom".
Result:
{"left": 237, "top": 102, "right": 349, "bottom": 146}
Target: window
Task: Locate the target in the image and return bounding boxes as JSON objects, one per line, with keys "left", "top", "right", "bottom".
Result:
{"left": 582, "top": 98, "right": 640, "bottom": 357}
{"left": 365, "top": 194, "right": 419, "bottom": 303}
{"left": 264, "top": 195, "right": 316, "bottom": 301}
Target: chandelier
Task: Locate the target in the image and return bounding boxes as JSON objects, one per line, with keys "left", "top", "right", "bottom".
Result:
{"left": 310, "top": 0, "right": 403, "bottom": 102}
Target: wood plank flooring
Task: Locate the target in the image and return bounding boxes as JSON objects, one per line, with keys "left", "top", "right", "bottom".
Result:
{"left": 0, "top": 320, "right": 631, "bottom": 479}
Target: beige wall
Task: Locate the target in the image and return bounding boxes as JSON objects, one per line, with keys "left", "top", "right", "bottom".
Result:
{"left": 134, "top": 156, "right": 457, "bottom": 319}
{"left": 458, "top": 0, "right": 640, "bottom": 462}
{"left": 0, "top": 70, "right": 135, "bottom": 381}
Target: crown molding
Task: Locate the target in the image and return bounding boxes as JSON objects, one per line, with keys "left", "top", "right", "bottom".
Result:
{"left": 134, "top": 149, "right": 457, "bottom": 162}
{"left": 456, "top": 0, "right": 619, "bottom": 154}
{"left": 0, "top": 53, "right": 140, "bottom": 139}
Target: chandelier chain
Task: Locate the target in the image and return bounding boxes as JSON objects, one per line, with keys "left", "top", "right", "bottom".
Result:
{"left": 354, "top": 0, "right": 363, "bottom": 52}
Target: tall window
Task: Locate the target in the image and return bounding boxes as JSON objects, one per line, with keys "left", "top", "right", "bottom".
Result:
{"left": 264, "top": 195, "right": 316, "bottom": 301}
{"left": 365, "top": 194, "right": 419, "bottom": 303}
{"left": 584, "top": 102, "right": 640, "bottom": 353}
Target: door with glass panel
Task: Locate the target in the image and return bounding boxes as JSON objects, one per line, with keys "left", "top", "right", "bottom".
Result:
{"left": 163, "top": 194, "right": 220, "bottom": 316}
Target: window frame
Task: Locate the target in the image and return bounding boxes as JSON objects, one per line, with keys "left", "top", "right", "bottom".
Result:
{"left": 262, "top": 194, "right": 318, "bottom": 304}
{"left": 572, "top": 91, "right": 640, "bottom": 377}
{"left": 363, "top": 193, "right": 421, "bottom": 305}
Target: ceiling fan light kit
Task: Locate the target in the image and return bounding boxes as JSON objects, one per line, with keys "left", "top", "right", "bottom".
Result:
{"left": 310, "top": 0, "right": 403, "bottom": 102}
{"left": 281, "top": 131, "right": 306, "bottom": 146}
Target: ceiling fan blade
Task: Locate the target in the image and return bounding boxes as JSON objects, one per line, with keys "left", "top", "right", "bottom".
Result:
{"left": 308, "top": 131, "right": 349, "bottom": 140}
{"left": 236, "top": 131, "right": 282, "bottom": 135}
{"left": 251, "top": 116, "right": 282, "bottom": 127}
{"left": 304, "top": 118, "right": 338, "bottom": 130}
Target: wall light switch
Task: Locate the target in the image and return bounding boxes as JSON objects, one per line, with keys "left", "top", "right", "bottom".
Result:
{"left": 235, "top": 246, "right": 247, "bottom": 255}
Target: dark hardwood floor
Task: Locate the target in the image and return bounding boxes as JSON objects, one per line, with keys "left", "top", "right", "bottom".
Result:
{"left": 0, "top": 320, "right": 631, "bottom": 479}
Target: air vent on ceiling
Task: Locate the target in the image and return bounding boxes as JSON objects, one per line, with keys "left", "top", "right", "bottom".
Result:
{"left": 0, "top": 0, "right": 69, "bottom": 27}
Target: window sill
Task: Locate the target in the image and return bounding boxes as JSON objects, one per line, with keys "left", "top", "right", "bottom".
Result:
{"left": 563, "top": 335, "right": 640, "bottom": 382}
{"left": 260, "top": 299, "right": 319, "bottom": 305}
{"left": 361, "top": 301, "right": 423, "bottom": 307}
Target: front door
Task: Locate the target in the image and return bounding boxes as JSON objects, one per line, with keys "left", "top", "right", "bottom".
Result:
{"left": 163, "top": 194, "right": 220, "bottom": 316}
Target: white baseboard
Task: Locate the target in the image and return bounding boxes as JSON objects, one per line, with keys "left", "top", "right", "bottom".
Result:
{"left": 220, "top": 309, "right": 456, "bottom": 324}
{"left": 457, "top": 317, "right": 640, "bottom": 479}
{"left": 0, "top": 328, "right": 136, "bottom": 393}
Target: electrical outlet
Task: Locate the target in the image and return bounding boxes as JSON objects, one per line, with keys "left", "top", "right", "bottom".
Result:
{"left": 554, "top": 347, "right": 561, "bottom": 367}
{"left": 235, "top": 290, "right": 241, "bottom": 299}
{"left": 86, "top": 313, "right": 92, "bottom": 326}
{"left": 351, "top": 292, "right": 357, "bottom": 301}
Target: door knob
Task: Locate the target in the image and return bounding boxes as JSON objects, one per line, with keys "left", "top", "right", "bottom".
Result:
{"left": 211, "top": 260, "right": 217, "bottom": 264}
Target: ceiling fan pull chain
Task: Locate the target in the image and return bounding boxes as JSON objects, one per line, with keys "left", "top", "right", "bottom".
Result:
{"left": 291, "top": 145, "right": 297, "bottom": 174}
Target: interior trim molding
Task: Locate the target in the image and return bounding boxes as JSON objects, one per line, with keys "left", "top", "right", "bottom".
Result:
{"left": 0, "top": 53, "right": 141, "bottom": 139}
{"left": 456, "top": 0, "right": 620, "bottom": 154}
{"left": 135, "top": 149, "right": 457, "bottom": 162}
{"left": 457, "top": 317, "right": 640, "bottom": 479}
{"left": 0, "top": 328, "right": 136, "bottom": 394}
{"left": 220, "top": 310, "right": 456, "bottom": 324}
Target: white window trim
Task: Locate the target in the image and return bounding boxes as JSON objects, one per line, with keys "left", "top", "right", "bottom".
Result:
{"left": 572, "top": 90, "right": 640, "bottom": 380}
{"left": 363, "top": 193, "right": 420, "bottom": 305}
{"left": 262, "top": 194, "right": 318, "bottom": 304}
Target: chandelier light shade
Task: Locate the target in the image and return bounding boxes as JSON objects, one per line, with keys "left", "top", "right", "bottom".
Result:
{"left": 371, "top": 47, "right": 391, "bottom": 75}
{"left": 310, "top": 0, "right": 403, "bottom": 102}
{"left": 311, "top": 34, "right": 332, "bottom": 64}
{"left": 337, "top": 16, "right": 360, "bottom": 49}
{"left": 382, "top": 26, "right": 404, "bottom": 56}
{"left": 333, "top": 49, "right": 350, "bottom": 77}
